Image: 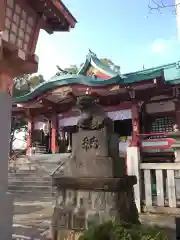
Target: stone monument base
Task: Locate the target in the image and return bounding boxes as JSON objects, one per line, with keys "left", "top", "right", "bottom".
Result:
{"left": 52, "top": 176, "right": 139, "bottom": 234}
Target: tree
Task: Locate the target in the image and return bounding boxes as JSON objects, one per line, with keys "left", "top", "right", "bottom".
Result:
{"left": 27, "top": 74, "right": 44, "bottom": 90}
{"left": 64, "top": 65, "right": 79, "bottom": 74}
{"left": 55, "top": 65, "right": 79, "bottom": 76}
{"left": 56, "top": 58, "right": 121, "bottom": 77}
{"left": 148, "top": 0, "right": 178, "bottom": 13}
{"left": 10, "top": 74, "right": 45, "bottom": 155}
{"left": 13, "top": 74, "right": 44, "bottom": 94}
{"left": 10, "top": 116, "right": 27, "bottom": 155}
{"left": 100, "top": 58, "right": 121, "bottom": 74}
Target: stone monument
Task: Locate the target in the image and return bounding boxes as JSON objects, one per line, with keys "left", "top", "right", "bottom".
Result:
{"left": 51, "top": 95, "right": 139, "bottom": 239}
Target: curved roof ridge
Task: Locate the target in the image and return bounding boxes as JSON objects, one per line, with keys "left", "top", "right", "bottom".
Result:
{"left": 78, "top": 50, "right": 119, "bottom": 77}
{"left": 13, "top": 74, "right": 121, "bottom": 104}
{"left": 125, "top": 61, "right": 180, "bottom": 76}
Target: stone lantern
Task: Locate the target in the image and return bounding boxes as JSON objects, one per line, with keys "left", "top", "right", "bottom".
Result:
{"left": 0, "top": 0, "right": 76, "bottom": 239}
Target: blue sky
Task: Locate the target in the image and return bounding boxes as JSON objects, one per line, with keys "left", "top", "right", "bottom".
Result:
{"left": 35, "top": 0, "right": 180, "bottom": 79}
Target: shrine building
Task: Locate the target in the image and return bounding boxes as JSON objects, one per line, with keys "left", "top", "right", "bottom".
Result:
{"left": 12, "top": 50, "right": 180, "bottom": 163}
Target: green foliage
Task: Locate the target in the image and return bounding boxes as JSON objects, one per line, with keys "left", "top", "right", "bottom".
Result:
{"left": 58, "top": 58, "right": 120, "bottom": 76}
{"left": 79, "top": 221, "right": 168, "bottom": 240}
{"left": 13, "top": 74, "right": 44, "bottom": 96}
{"left": 100, "top": 58, "right": 120, "bottom": 73}
{"left": 64, "top": 65, "right": 79, "bottom": 74}
{"left": 100, "top": 58, "right": 114, "bottom": 67}
{"left": 10, "top": 74, "right": 45, "bottom": 154}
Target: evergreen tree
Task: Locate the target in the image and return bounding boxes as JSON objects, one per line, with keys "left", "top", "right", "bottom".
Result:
{"left": 10, "top": 74, "right": 44, "bottom": 154}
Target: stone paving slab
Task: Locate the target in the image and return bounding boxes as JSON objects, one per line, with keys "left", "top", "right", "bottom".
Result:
{"left": 13, "top": 195, "right": 177, "bottom": 239}
{"left": 140, "top": 213, "right": 176, "bottom": 239}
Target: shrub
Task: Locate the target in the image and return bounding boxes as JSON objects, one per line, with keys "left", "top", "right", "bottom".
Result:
{"left": 79, "top": 220, "right": 168, "bottom": 240}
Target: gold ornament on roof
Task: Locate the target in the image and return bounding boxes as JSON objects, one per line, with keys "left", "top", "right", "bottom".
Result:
{"left": 109, "top": 85, "right": 120, "bottom": 91}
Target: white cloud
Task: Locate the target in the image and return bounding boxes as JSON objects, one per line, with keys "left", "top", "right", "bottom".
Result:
{"left": 151, "top": 37, "right": 178, "bottom": 54}
{"left": 35, "top": 30, "right": 72, "bottom": 80}
{"left": 151, "top": 39, "right": 167, "bottom": 53}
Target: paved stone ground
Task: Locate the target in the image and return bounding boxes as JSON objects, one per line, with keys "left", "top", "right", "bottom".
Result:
{"left": 140, "top": 213, "right": 176, "bottom": 239}
{"left": 12, "top": 195, "right": 177, "bottom": 240}
{"left": 13, "top": 196, "right": 53, "bottom": 240}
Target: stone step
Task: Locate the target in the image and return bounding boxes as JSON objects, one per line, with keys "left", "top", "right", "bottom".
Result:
{"left": 8, "top": 184, "right": 52, "bottom": 192}
{"left": 8, "top": 173, "right": 51, "bottom": 179}
{"left": 9, "top": 171, "right": 51, "bottom": 175}
{"left": 8, "top": 178, "right": 51, "bottom": 184}
{"left": 9, "top": 189, "right": 54, "bottom": 197}
{"left": 8, "top": 180, "right": 52, "bottom": 186}
{"left": 9, "top": 170, "right": 40, "bottom": 175}
{"left": 8, "top": 174, "right": 51, "bottom": 179}
{"left": 13, "top": 194, "right": 54, "bottom": 201}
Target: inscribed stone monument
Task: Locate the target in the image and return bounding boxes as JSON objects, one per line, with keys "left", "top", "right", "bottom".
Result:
{"left": 51, "top": 95, "right": 139, "bottom": 239}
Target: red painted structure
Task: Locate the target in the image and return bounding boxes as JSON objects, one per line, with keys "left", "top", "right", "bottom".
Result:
{"left": 0, "top": 0, "right": 76, "bottom": 238}
{"left": 12, "top": 51, "right": 180, "bottom": 162}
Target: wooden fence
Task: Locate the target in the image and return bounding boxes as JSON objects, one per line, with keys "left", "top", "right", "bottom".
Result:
{"left": 140, "top": 162, "right": 180, "bottom": 214}
{"left": 127, "top": 147, "right": 180, "bottom": 214}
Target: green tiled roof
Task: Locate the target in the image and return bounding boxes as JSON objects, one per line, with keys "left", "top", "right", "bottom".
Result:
{"left": 13, "top": 51, "right": 180, "bottom": 104}
{"left": 122, "top": 69, "right": 163, "bottom": 83}
{"left": 78, "top": 50, "right": 119, "bottom": 77}
{"left": 13, "top": 74, "right": 121, "bottom": 104}
{"left": 125, "top": 61, "right": 180, "bottom": 84}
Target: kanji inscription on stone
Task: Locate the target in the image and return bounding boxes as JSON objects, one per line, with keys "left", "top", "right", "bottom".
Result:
{"left": 81, "top": 136, "right": 99, "bottom": 151}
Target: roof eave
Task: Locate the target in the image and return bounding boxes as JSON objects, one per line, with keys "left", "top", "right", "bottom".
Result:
{"left": 78, "top": 52, "right": 117, "bottom": 78}
{"left": 28, "top": 0, "right": 77, "bottom": 33}
{"left": 77, "top": 54, "right": 91, "bottom": 75}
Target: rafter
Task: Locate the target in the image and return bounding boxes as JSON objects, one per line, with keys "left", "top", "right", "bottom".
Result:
{"left": 39, "top": 99, "right": 59, "bottom": 109}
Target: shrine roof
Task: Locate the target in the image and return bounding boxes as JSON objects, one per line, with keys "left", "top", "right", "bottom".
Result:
{"left": 13, "top": 74, "right": 120, "bottom": 103}
{"left": 78, "top": 50, "right": 120, "bottom": 78}
{"left": 125, "top": 61, "right": 180, "bottom": 84}
{"left": 13, "top": 60, "right": 180, "bottom": 104}
{"left": 28, "top": 0, "right": 77, "bottom": 32}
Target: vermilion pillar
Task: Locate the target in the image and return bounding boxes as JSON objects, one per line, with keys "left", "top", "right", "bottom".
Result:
{"left": 51, "top": 115, "right": 59, "bottom": 154}
{"left": 131, "top": 103, "right": 140, "bottom": 147}
{"left": 26, "top": 117, "right": 34, "bottom": 155}
{"left": 127, "top": 103, "right": 141, "bottom": 213}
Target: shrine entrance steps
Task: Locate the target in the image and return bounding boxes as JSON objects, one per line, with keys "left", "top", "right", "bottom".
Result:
{"left": 8, "top": 153, "right": 69, "bottom": 199}
{"left": 8, "top": 170, "right": 53, "bottom": 199}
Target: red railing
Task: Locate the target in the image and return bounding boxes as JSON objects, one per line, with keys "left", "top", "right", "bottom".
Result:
{"left": 138, "top": 132, "right": 168, "bottom": 137}
{"left": 137, "top": 133, "right": 176, "bottom": 149}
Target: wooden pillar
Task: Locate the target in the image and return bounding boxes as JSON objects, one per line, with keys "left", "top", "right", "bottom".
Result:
{"left": 26, "top": 117, "right": 34, "bottom": 155}
{"left": 131, "top": 103, "right": 140, "bottom": 147}
{"left": 51, "top": 114, "right": 58, "bottom": 154}
{"left": 127, "top": 102, "right": 141, "bottom": 212}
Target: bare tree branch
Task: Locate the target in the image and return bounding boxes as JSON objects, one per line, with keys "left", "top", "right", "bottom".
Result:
{"left": 148, "top": 0, "right": 180, "bottom": 14}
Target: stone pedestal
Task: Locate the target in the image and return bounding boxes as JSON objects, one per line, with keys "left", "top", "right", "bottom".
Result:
{"left": 52, "top": 176, "right": 139, "bottom": 229}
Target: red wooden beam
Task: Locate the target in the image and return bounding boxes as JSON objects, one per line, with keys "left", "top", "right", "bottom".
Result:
{"left": 39, "top": 98, "right": 59, "bottom": 109}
